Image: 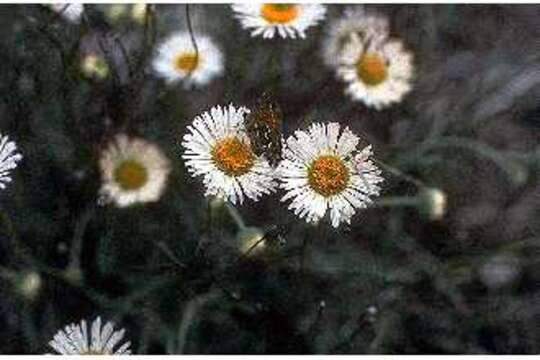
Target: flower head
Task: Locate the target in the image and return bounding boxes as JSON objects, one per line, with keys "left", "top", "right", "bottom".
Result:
{"left": 49, "top": 317, "right": 131, "bottom": 355}
{"left": 231, "top": 4, "right": 327, "bottom": 39}
{"left": 81, "top": 54, "right": 109, "bottom": 80}
{"left": 99, "top": 134, "right": 170, "bottom": 207}
{"left": 152, "top": 31, "right": 223, "bottom": 88}
{"left": 278, "top": 122, "right": 383, "bottom": 228}
{"left": 337, "top": 33, "right": 414, "bottom": 109}
{"left": 0, "top": 133, "right": 22, "bottom": 190}
{"left": 322, "top": 6, "right": 389, "bottom": 68}
{"left": 49, "top": 3, "right": 84, "bottom": 23}
{"left": 182, "top": 104, "right": 278, "bottom": 204}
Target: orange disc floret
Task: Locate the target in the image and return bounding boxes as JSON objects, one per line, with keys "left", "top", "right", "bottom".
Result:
{"left": 261, "top": 4, "right": 299, "bottom": 24}
{"left": 212, "top": 137, "right": 255, "bottom": 176}
{"left": 308, "top": 155, "right": 350, "bottom": 197}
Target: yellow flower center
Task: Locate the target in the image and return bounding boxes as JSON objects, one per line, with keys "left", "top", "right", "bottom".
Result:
{"left": 356, "top": 52, "right": 388, "bottom": 86}
{"left": 114, "top": 159, "right": 149, "bottom": 191}
{"left": 261, "top": 4, "right": 299, "bottom": 24}
{"left": 308, "top": 155, "right": 350, "bottom": 197}
{"left": 211, "top": 137, "right": 255, "bottom": 176}
{"left": 174, "top": 52, "right": 200, "bottom": 73}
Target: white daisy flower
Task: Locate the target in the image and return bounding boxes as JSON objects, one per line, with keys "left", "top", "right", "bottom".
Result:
{"left": 322, "top": 6, "right": 389, "bottom": 68}
{"left": 99, "top": 134, "right": 171, "bottom": 208}
{"left": 49, "top": 3, "right": 84, "bottom": 23}
{"left": 231, "top": 3, "right": 327, "bottom": 39}
{"left": 48, "top": 317, "right": 131, "bottom": 355}
{"left": 278, "top": 122, "right": 384, "bottom": 228}
{"left": 182, "top": 104, "right": 277, "bottom": 204}
{"left": 152, "top": 31, "right": 223, "bottom": 88}
{"left": 337, "top": 33, "right": 414, "bottom": 109}
{"left": 0, "top": 133, "right": 22, "bottom": 190}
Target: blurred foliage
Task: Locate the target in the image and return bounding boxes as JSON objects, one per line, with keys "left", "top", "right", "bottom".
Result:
{"left": 0, "top": 3, "right": 539, "bottom": 354}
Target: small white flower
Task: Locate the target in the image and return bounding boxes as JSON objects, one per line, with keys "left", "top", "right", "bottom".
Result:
{"left": 182, "top": 104, "right": 278, "bottom": 204}
{"left": 322, "top": 6, "right": 389, "bottom": 68}
{"left": 337, "top": 33, "right": 414, "bottom": 109}
{"left": 231, "top": 3, "right": 327, "bottom": 39}
{"left": 278, "top": 122, "right": 383, "bottom": 228}
{"left": 99, "top": 134, "right": 171, "bottom": 208}
{"left": 0, "top": 133, "right": 22, "bottom": 190}
{"left": 152, "top": 31, "right": 223, "bottom": 88}
{"left": 49, "top": 3, "right": 84, "bottom": 23}
{"left": 49, "top": 317, "right": 131, "bottom": 355}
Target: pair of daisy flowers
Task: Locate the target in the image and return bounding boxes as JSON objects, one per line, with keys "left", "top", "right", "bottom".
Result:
{"left": 182, "top": 104, "right": 384, "bottom": 228}
{"left": 151, "top": 4, "right": 327, "bottom": 88}
{"left": 322, "top": 7, "right": 415, "bottom": 109}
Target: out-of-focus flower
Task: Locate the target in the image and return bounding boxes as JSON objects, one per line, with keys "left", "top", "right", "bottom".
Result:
{"left": 322, "top": 6, "right": 389, "bottom": 68}
{"left": 231, "top": 4, "right": 326, "bottom": 39}
{"left": 80, "top": 54, "right": 109, "bottom": 81}
{"left": 103, "top": 4, "right": 129, "bottom": 22}
{"left": 337, "top": 33, "right": 414, "bottom": 109}
{"left": 102, "top": 4, "right": 149, "bottom": 24}
{"left": 152, "top": 32, "right": 223, "bottom": 88}
{"left": 366, "top": 305, "right": 378, "bottom": 322}
{"left": 277, "top": 123, "right": 384, "bottom": 228}
{"left": 49, "top": 317, "right": 131, "bottom": 355}
{"left": 49, "top": 3, "right": 84, "bottom": 23}
{"left": 418, "top": 187, "right": 447, "bottom": 221}
{"left": 18, "top": 271, "right": 42, "bottom": 301}
{"left": 0, "top": 133, "right": 22, "bottom": 190}
{"left": 182, "top": 104, "right": 278, "bottom": 204}
{"left": 479, "top": 253, "right": 521, "bottom": 290}
{"left": 131, "top": 3, "right": 149, "bottom": 24}
{"left": 99, "top": 134, "right": 171, "bottom": 208}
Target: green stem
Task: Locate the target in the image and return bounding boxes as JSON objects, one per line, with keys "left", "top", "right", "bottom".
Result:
{"left": 224, "top": 202, "right": 246, "bottom": 231}
{"left": 68, "top": 203, "right": 96, "bottom": 270}
{"left": 375, "top": 159, "right": 426, "bottom": 189}
{"left": 177, "top": 290, "right": 222, "bottom": 354}
{"left": 400, "top": 136, "right": 526, "bottom": 185}
{"left": 372, "top": 196, "right": 419, "bottom": 208}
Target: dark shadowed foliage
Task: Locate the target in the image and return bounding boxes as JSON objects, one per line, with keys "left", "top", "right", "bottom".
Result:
{"left": 0, "top": 3, "right": 539, "bottom": 354}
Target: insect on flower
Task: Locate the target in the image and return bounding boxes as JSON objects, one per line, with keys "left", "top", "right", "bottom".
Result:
{"left": 245, "top": 92, "right": 284, "bottom": 167}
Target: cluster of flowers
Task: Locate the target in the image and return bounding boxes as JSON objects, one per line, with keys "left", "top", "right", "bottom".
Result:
{"left": 151, "top": 4, "right": 414, "bottom": 109}
{"left": 0, "top": 4, "right": 419, "bottom": 353}
{"left": 78, "top": 104, "right": 384, "bottom": 229}
{"left": 52, "top": 4, "right": 414, "bottom": 108}
{"left": 182, "top": 104, "right": 384, "bottom": 228}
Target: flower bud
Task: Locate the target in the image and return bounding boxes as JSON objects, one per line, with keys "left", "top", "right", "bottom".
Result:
{"left": 18, "top": 271, "right": 42, "bottom": 301}
{"left": 104, "top": 4, "right": 129, "bottom": 22}
{"left": 81, "top": 54, "right": 109, "bottom": 81}
{"left": 237, "top": 227, "right": 266, "bottom": 255}
{"left": 418, "top": 187, "right": 447, "bottom": 221}
{"left": 131, "top": 4, "right": 149, "bottom": 24}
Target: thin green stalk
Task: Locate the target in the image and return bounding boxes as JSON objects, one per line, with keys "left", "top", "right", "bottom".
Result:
{"left": 224, "top": 202, "right": 246, "bottom": 231}
{"left": 375, "top": 159, "right": 426, "bottom": 189}
{"left": 177, "top": 290, "right": 222, "bottom": 354}
{"left": 372, "top": 196, "right": 420, "bottom": 208}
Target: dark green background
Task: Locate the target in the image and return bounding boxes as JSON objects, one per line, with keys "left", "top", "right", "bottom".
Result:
{"left": 0, "top": 4, "right": 538, "bottom": 354}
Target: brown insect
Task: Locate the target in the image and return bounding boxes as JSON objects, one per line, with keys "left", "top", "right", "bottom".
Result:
{"left": 245, "top": 92, "right": 284, "bottom": 167}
